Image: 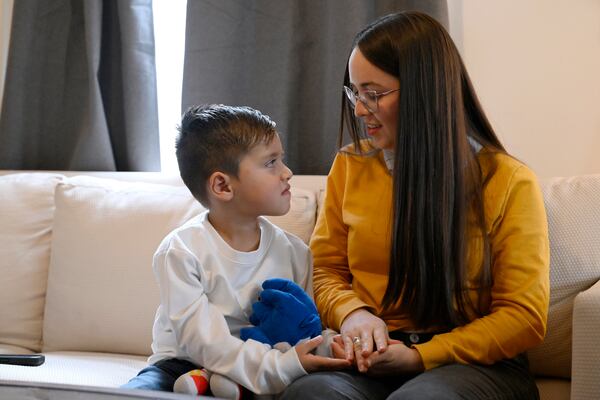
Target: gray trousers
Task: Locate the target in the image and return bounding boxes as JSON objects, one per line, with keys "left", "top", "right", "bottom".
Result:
{"left": 280, "top": 354, "right": 539, "bottom": 400}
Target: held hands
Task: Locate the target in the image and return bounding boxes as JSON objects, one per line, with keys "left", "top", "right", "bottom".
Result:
{"left": 339, "top": 309, "right": 425, "bottom": 376}
{"left": 340, "top": 308, "right": 390, "bottom": 361}
{"left": 332, "top": 335, "right": 424, "bottom": 376}
{"left": 240, "top": 278, "right": 322, "bottom": 347}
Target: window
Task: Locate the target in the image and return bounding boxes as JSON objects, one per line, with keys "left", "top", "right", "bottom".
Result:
{"left": 153, "top": 0, "right": 187, "bottom": 173}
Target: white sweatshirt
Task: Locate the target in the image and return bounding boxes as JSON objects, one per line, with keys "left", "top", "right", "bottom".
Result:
{"left": 148, "top": 210, "right": 312, "bottom": 394}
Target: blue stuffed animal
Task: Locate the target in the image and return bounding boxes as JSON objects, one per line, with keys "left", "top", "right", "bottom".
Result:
{"left": 240, "top": 278, "right": 321, "bottom": 347}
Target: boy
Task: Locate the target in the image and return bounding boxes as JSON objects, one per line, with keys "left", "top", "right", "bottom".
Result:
{"left": 123, "top": 104, "right": 348, "bottom": 396}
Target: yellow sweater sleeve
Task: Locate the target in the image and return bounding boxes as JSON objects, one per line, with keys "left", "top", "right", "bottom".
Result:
{"left": 311, "top": 153, "right": 376, "bottom": 331}
{"left": 414, "top": 163, "right": 550, "bottom": 369}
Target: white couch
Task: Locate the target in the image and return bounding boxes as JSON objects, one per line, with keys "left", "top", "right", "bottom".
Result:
{"left": 0, "top": 170, "right": 599, "bottom": 400}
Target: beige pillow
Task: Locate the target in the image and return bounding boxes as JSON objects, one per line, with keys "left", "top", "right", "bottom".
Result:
{"left": 0, "top": 173, "right": 63, "bottom": 352}
{"left": 528, "top": 174, "right": 600, "bottom": 378}
{"left": 42, "top": 176, "right": 205, "bottom": 355}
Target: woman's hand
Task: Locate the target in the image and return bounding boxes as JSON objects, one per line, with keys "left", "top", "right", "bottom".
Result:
{"left": 295, "top": 336, "right": 352, "bottom": 372}
{"left": 363, "top": 342, "right": 425, "bottom": 376}
{"left": 340, "top": 309, "right": 389, "bottom": 372}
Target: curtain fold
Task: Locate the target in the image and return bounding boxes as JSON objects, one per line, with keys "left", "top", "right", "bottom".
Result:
{"left": 182, "top": 0, "right": 448, "bottom": 175}
{"left": 0, "top": 0, "right": 159, "bottom": 171}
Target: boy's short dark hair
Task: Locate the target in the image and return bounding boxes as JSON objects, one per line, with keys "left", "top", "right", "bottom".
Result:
{"left": 176, "top": 104, "right": 277, "bottom": 206}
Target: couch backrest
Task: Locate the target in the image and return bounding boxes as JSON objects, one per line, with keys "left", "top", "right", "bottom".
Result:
{"left": 527, "top": 174, "right": 600, "bottom": 378}
{"left": 2, "top": 170, "right": 599, "bottom": 380}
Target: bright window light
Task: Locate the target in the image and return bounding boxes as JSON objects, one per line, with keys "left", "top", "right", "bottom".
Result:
{"left": 153, "top": 0, "right": 187, "bottom": 173}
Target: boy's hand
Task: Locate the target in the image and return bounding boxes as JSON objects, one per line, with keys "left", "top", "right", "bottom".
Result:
{"left": 295, "top": 336, "right": 352, "bottom": 372}
{"left": 331, "top": 334, "right": 349, "bottom": 360}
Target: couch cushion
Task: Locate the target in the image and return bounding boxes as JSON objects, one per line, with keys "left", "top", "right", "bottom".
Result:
{"left": 42, "top": 176, "right": 205, "bottom": 356}
{"left": 0, "top": 173, "right": 63, "bottom": 352}
{"left": 527, "top": 174, "right": 600, "bottom": 378}
{"left": 0, "top": 351, "right": 147, "bottom": 387}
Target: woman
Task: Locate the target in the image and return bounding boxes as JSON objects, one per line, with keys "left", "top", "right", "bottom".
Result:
{"left": 282, "top": 11, "right": 549, "bottom": 400}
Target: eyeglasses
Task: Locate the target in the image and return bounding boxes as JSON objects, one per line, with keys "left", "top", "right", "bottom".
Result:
{"left": 343, "top": 85, "right": 400, "bottom": 113}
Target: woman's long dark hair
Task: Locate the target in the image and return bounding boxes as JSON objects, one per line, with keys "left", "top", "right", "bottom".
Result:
{"left": 340, "top": 12, "right": 506, "bottom": 329}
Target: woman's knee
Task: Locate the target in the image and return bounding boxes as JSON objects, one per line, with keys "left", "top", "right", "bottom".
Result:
{"left": 388, "top": 361, "right": 538, "bottom": 400}
{"left": 280, "top": 373, "right": 338, "bottom": 400}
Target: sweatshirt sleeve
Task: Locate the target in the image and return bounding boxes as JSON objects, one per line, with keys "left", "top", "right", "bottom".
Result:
{"left": 414, "top": 165, "right": 550, "bottom": 369}
{"left": 311, "top": 154, "right": 374, "bottom": 331}
{"left": 292, "top": 237, "right": 314, "bottom": 299}
{"left": 154, "top": 247, "right": 306, "bottom": 394}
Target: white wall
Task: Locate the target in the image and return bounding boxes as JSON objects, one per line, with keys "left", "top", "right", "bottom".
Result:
{"left": 448, "top": 0, "right": 600, "bottom": 178}
{"left": 0, "top": 0, "right": 13, "bottom": 112}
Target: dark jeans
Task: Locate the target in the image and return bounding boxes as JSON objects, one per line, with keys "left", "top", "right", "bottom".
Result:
{"left": 121, "top": 358, "right": 198, "bottom": 392}
{"left": 281, "top": 331, "right": 539, "bottom": 400}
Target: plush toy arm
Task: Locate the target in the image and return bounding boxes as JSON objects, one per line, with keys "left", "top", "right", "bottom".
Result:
{"left": 240, "top": 326, "right": 272, "bottom": 344}
{"left": 248, "top": 299, "right": 272, "bottom": 326}
{"left": 262, "top": 278, "right": 318, "bottom": 314}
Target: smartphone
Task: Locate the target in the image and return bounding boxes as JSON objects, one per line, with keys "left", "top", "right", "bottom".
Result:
{"left": 0, "top": 354, "right": 45, "bottom": 367}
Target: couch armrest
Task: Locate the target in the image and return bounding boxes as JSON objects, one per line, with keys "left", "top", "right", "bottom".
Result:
{"left": 571, "top": 279, "right": 600, "bottom": 400}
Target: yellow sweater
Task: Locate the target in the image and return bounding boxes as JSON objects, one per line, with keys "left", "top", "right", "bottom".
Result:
{"left": 311, "top": 146, "right": 550, "bottom": 370}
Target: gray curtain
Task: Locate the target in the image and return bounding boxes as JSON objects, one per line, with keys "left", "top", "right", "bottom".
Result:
{"left": 0, "top": 0, "right": 159, "bottom": 171}
{"left": 182, "top": 0, "right": 448, "bottom": 175}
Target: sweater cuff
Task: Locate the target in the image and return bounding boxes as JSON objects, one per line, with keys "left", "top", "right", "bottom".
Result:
{"left": 280, "top": 344, "right": 308, "bottom": 384}
{"left": 413, "top": 337, "right": 453, "bottom": 370}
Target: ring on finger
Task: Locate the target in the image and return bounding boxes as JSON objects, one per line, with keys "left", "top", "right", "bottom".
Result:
{"left": 352, "top": 336, "right": 361, "bottom": 346}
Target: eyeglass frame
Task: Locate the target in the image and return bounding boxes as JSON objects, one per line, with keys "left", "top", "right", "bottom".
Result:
{"left": 343, "top": 85, "right": 400, "bottom": 113}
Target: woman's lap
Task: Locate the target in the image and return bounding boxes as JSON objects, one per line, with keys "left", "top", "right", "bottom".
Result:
{"left": 280, "top": 355, "right": 538, "bottom": 400}
{"left": 389, "top": 355, "right": 538, "bottom": 400}
{"left": 279, "top": 370, "right": 399, "bottom": 400}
